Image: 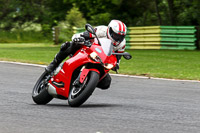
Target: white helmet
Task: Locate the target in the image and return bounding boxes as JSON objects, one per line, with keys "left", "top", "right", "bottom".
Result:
{"left": 107, "top": 20, "right": 127, "bottom": 46}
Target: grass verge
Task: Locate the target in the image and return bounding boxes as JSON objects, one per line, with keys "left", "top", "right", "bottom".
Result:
{"left": 0, "top": 43, "right": 59, "bottom": 64}
{"left": 0, "top": 31, "right": 51, "bottom": 43}
{"left": 0, "top": 43, "right": 200, "bottom": 80}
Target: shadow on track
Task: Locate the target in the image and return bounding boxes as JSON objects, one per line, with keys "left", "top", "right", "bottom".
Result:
{"left": 78, "top": 103, "right": 122, "bottom": 108}
{"left": 31, "top": 103, "right": 122, "bottom": 108}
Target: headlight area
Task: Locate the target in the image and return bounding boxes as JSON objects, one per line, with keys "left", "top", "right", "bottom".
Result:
{"left": 89, "top": 52, "right": 102, "bottom": 63}
{"left": 104, "top": 63, "right": 114, "bottom": 70}
{"left": 89, "top": 52, "right": 114, "bottom": 70}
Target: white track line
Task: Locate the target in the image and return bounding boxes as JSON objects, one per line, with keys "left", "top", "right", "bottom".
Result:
{"left": 110, "top": 74, "right": 200, "bottom": 83}
{"left": 0, "top": 61, "right": 199, "bottom": 83}
{"left": 0, "top": 61, "right": 46, "bottom": 68}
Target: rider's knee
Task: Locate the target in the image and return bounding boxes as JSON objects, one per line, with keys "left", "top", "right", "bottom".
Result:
{"left": 97, "top": 74, "right": 111, "bottom": 90}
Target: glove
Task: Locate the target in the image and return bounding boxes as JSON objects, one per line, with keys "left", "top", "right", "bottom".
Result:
{"left": 80, "top": 31, "right": 91, "bottom": 40}
{"left": 84, "top": 40, "right": 92, "bottom": 47}
{"left": 73, "top": 37, "right": 85, "bottom": 45}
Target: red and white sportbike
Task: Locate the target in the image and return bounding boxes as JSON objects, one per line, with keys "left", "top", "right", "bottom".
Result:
{"left": 32, "top": 24, "right": 132, "bottom": 107}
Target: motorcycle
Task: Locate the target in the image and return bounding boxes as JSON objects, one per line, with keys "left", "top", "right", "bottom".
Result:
{"left": 32, "top": 24, "right": 132, "bottom": 107}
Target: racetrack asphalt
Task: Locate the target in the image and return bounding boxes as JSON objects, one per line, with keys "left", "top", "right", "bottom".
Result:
{"left": 0, "top": 62, "right": 200, "bottom": 133}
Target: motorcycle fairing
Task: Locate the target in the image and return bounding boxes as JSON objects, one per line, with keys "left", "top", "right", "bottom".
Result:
{"left": 49, "top": 38, "right": 117, "bottom": 98}
{"left": 79, "top": 68, "right": 100, "bottom": 83}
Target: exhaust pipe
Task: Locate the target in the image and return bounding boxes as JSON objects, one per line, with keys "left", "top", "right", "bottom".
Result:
{"left": 47, "top": 83, "right": 58, "bottom": 98}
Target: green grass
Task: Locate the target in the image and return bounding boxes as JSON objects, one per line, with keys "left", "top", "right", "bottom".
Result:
{"left": 0, "top": 31, "right": 51, "bottom": 43}
{"left": 120, "top": 50, "right": 200, "bottom": 80}
{"left": 0, "top": 43, "right": 200, "bottom": 80}
{"left": 0, "top": 43, "right": 59, "bottom": 64}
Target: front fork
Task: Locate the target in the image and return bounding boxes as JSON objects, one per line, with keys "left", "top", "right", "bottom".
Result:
{"left": 73, "top": 66, "right": 100, "bottom": 87}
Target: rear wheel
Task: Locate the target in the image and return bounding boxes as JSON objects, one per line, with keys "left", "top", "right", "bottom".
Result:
{"left": 32, "top": 71, "right": 53, "bottom": 104}
{"left": 68, "top": 71, "right": 99, "bottom": 107}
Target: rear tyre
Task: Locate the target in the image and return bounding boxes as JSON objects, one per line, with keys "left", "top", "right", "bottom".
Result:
{"left": 32, "top": 71, "right": 53, "bottom": 104}
{"left": 68, "top": 71, "right": 99, "bottom": 107}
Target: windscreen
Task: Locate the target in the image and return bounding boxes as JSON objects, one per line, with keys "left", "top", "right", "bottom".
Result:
{"left": 99, "top": 38, "right": 113, "bottom": 56}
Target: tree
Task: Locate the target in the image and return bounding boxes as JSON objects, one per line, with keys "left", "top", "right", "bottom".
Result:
{"left": 167, "top": 0, "right": 176, "bottom": 25}
{"left": 1, "top": 0, "right": 199, "bottom": 32}
{"left": 65, "top": 4, "right": 87, "bottom": 28}
{"left": 58, "top": 4, "right": 87, "bottom": 42}
{"left": 0, "top": 0, "right": 19, "bottom": 30}
{"left": 154, "top": 0, "right": 162, "bottom": 25}
{"left": 0, "top": 0, "right": 72, "bottom": 31}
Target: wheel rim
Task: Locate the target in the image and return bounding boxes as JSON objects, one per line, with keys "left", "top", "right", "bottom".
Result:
{"left": 33, "top": 74, "right": 49, "bottom": 96}
{"left": 71, "top": 77, "right": 88, "bottom": 99}
{"left": 36, "top": 81, "right": 45, "bottom": 94}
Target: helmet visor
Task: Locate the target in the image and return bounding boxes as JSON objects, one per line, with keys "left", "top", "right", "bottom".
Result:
{"left": 109, "top": 27, "right": 125, "bottom": 42}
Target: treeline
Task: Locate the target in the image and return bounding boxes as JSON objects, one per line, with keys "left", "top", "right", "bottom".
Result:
{"left": 0, "top": 0, "right": 200, "bottom": 33}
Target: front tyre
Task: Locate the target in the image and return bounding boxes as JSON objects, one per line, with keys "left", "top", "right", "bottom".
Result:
{"left": 32, "top": 71, "right": 53, "bottom": 104}
{"left": 68, "top": 71, "right": 99, "bottom": 107}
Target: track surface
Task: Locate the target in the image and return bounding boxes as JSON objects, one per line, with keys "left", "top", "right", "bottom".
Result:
{"left": 0, "top": 62, "right": 200, "bottom": 133}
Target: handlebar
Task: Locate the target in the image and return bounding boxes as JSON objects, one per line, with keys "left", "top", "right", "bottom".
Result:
{"left": 84, "top": 40, "right": 92, "bottom": 47}
{"left": 112, "top": 52, "right": 132, "bottom": 60}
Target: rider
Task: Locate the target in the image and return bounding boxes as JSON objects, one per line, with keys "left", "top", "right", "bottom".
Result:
{"left": 46, "top": 20, "right": 127, "bottom": 89}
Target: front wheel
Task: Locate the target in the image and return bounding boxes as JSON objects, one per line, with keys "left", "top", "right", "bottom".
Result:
{"left": 68, "top": 71, "right": 99, "bottom": 107}
{"left": 32, "top": 71, "right": 53, "bottom": 104}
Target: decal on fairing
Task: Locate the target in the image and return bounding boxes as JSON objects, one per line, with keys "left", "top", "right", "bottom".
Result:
{"left": 95, "top": 48, "right": 102, "bottom": 53}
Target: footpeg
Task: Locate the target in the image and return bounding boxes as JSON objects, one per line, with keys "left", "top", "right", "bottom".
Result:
{"left": 52, "top": 81, "right": 64, "bottom": 88}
